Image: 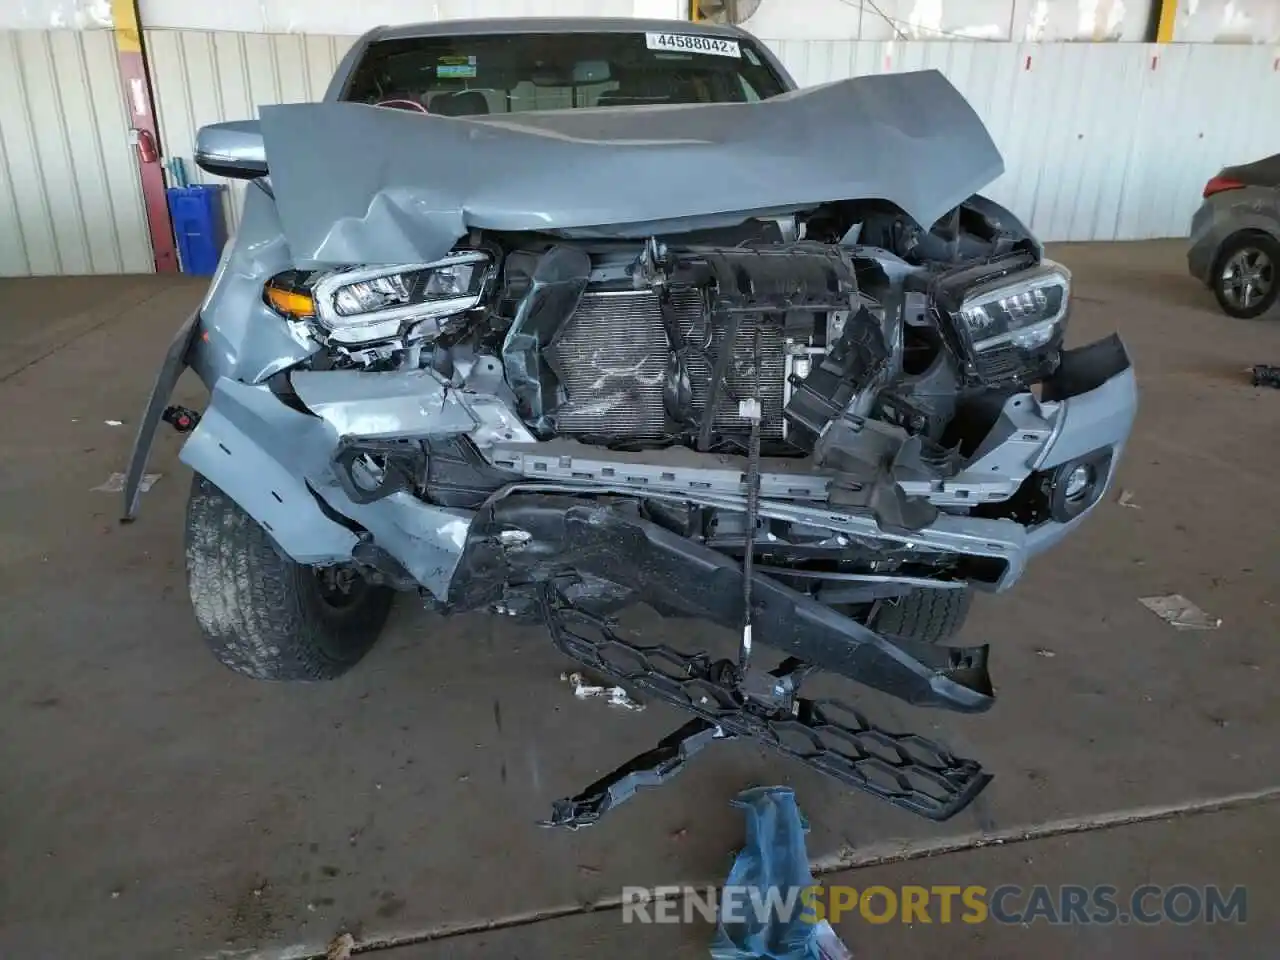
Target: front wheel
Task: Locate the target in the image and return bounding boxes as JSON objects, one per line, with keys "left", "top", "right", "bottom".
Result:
{"left": 1213, "top": 232, "right": 1279, "bottom": 319}
{"left": 868, "top": 588, "right": 973, "bottom": 645}
{"left": 184, "top": 474, "right": 393, "bottom": 681}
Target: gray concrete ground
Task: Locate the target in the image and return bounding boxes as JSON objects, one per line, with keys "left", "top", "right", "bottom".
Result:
{"left": 0, "top": 241, "right": 1277, "bottom": 959}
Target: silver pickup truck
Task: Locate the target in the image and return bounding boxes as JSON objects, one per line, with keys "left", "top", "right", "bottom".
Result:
{"left": 125, "top": 17, "right": 1137, "bottom": 827}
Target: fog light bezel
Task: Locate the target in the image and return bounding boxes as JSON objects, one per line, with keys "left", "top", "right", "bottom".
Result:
{"left": 1046, "top": 448, "right": 1113, "bottom": 522}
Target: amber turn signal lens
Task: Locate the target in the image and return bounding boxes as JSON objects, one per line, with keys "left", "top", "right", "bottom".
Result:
{"left": 264, "top": 284, "right": 316, "bottom": 319}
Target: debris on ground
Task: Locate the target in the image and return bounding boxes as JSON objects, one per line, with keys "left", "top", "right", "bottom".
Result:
{"left": 326, "top": 932, "right": 356, "bottom": 960}
{"left": 1117, "top": 489, "right": 1140, "bottom": 509}
{"left": 560, "top": 671, "right": 645, "bottom": 711}
{"left": 103, "top": 419, "right": 124, "bottom": 426}
{"left": 93, "top": 473, "right": 160, "bottom": 494}
{"left": 1035, "top": 648, "right": 1056, "bottom": 658}
{"left": 808, "top": 922, "right": 854, "bottom": 960}
{"left": 1251, "top": 364, "right": 1280, "bottom": 388}
{"left": 710, "top": 786, "right": 854, "bottom": 960}
{"left": 1139, "top": 594, "right": 1222, "bottom": 631}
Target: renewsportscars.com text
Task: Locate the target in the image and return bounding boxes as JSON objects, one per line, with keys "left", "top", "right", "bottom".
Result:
{"left": 622, "top": 884, "right": 1247, "bottom": 926}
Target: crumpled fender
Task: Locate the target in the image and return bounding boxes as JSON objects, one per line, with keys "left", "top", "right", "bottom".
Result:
{"left": 177, "top": 378, "right": 359, "bottom": 564}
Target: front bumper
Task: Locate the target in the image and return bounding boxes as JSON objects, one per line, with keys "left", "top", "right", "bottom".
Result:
{"left": 125, "top": 318, "right": 1135, "bottom": 598}
{"left": 1018, "top": 333, "right": 1137, "bottom": 562}
{"left": 121, "top": 314, "right": 1133, "bottom": 712}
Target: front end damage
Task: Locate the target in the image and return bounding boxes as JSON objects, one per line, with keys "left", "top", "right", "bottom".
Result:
{"left": 125, "top": 69, "right": 1137, "bottom": 826}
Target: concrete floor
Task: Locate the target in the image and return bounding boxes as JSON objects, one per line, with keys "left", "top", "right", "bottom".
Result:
{"left": 0, "top": 241, "right": 1277, "bottom": 959}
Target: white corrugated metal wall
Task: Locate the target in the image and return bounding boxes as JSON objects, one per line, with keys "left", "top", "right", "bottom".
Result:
{"left": 142, "top": 30, "right": 1280, "bottom": 246}
{"left": 763, "top": 38, "right": 1280, "bottom": 241}
{"left": 0, "top": 30, "right": 153, "bottom": 276}
{"left": 4, "top": 6, "right": 1280, "bottom": 274}
{"left": 0, "top": 0, "right": 681, "bottom": 277}
{"left": 145, "top": 30, "right": 359, "bottom": 238}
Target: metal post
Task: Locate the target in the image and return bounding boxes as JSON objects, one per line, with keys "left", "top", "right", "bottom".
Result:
{"left": 1153, "top": 0, "right": 1178, "bottom": 42}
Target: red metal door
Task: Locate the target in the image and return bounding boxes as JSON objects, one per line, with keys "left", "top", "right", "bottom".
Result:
{"left": 111, "top": 0, "right": 178, "bottom": 273}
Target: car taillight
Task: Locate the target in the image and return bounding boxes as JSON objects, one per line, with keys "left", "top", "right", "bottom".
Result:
{"left": 1203, "top": 175, "right": 1245, "bottom": 198}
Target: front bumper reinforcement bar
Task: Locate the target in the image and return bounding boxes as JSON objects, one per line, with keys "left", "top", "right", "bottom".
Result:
{"left": 451, "top": 496, "right": 994, "bottom": 712}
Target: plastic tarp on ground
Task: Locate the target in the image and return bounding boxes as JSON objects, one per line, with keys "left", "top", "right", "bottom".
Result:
{"left": 711, "top": 786, "right": 853, "bottom": 960}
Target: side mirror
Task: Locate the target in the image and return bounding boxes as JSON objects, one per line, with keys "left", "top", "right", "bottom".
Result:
{"left": 194, "top": 120, "right": 267, "bottom": 180}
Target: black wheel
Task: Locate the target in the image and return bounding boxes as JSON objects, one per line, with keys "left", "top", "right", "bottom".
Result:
{"left": 184, "top": 474, "right": 393, "bottom": 681}
{"left": 1212, "top": 232, "right": 1279, "bottom": 319}
{"left": 869, "top": 588, "right": 973, "bottom": 645}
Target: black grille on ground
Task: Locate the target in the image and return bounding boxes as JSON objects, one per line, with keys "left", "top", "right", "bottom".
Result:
{"left": 548, "top": 288, "right": 786, "bottom": 440}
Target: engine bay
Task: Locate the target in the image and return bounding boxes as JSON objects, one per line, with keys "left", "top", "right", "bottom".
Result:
{"left": 254, "top": 195, "right": 1090, "bottom": 566}
{"left": 274, "top": 196, "right": 1058, "bottom": 463}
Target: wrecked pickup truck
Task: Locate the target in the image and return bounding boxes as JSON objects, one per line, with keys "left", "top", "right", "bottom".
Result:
{"left": 125, "top": 17, "right": 1137, "bottom": 827}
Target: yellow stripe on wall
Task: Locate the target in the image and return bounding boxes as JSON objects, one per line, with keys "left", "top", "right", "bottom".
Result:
{"left": 1154, "top": 0, "right": 1178, "bottom": 43}
{"left": 109, "top": 0, "right": 142, "bottom": 53}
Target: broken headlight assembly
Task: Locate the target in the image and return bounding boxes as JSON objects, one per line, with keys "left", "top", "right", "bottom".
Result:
{"left": 935, "top": 259, "right": 1071, "bottom": 385}
{"left": 263, "top": 251, "right": 494, "bottom": 346}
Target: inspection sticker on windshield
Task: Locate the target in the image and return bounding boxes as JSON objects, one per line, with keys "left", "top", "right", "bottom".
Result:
{"left": 437, "top": 55, "right": 477, "bottom": 78}
{"left": 645, "top": 32, "right": 741, "bottom": 57}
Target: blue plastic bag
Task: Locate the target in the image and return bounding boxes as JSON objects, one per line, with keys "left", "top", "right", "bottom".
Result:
{"left": 709, "top": 786, "right": 853, "bottom": 960}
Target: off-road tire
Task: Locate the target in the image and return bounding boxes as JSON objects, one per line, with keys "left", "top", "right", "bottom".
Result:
{"left": 871, "top": 588, "right": 973, "bottom": 645}
{"left": 184, "top": 474, "right": 393, "bottom": 680}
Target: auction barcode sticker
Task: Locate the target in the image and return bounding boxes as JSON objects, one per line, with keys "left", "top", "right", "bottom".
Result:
{"left": 645, "top": 32, "right": 742, "bottom": 58}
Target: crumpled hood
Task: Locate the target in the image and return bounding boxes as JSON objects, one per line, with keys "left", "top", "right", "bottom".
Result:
{"left": 259, "top": 68, "right": 1004, "bottom": 268}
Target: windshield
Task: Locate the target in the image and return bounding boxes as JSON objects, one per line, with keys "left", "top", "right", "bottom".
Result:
{"left": 341, "top": 31, "right": 789, "bottom": 116}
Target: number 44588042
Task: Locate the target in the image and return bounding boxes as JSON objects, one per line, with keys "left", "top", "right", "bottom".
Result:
{"left": 644, "top": 32, "right": 742, "bottom": 58}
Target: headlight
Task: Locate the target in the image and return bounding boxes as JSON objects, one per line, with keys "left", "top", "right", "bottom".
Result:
{"left": 264, "top": 251, "right": 493, "bottom": 346}
{"left": 935, "top": 258, "right": 1071, "bottom": 385}
{"left": 954, "top": 261, "right": 1070, "bottom": 352}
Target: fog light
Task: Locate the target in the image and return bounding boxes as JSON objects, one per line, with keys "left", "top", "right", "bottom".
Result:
{"left": 1063, "top": 464, "right": 1094, "bottom": 502}
{"left": 1047, "top": 450, "right": 1112, "bottom": 522}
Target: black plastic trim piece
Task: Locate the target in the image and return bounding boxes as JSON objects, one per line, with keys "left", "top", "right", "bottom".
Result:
{"left": 450, "top": 495, "right": 993, "bottom": 713}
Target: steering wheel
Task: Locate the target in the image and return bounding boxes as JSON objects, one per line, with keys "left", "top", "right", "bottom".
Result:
{"left": 374, "top": 98, "right": 428, "bottom": 113}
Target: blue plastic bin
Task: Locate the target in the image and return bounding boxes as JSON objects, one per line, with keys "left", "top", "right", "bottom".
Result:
{"left": 166, "top": 185, "right": 226, "bottom": 275}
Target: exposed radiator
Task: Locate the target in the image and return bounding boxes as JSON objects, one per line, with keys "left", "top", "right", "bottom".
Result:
{"left": 548, "top": 288, "right": 786, "bottom": 440}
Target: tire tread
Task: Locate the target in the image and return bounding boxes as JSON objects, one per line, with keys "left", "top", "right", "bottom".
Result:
{"left": 872, "top": 588, "right": 973, "bottom": 645}
{"left": 184, "top": 474, "right": 390, "bottom": 681}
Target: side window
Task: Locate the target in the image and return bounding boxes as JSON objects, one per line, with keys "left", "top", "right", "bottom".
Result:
{"left": 738, "top": 75, "right": 762, "bottom": 103}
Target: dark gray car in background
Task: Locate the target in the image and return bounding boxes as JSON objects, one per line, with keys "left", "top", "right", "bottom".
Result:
{"left": 1188, "top": 153, "right": 1280, "bottom": 319}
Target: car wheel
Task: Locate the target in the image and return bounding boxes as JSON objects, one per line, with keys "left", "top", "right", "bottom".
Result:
{"left": 1212, "top": 232, "right": 1280, "bottom": 319}
{"left": 184, "top": 474, "right": 394, "bottom": 681}
{"left": 869, "top": 588, "right": 973, "bottom": 645}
